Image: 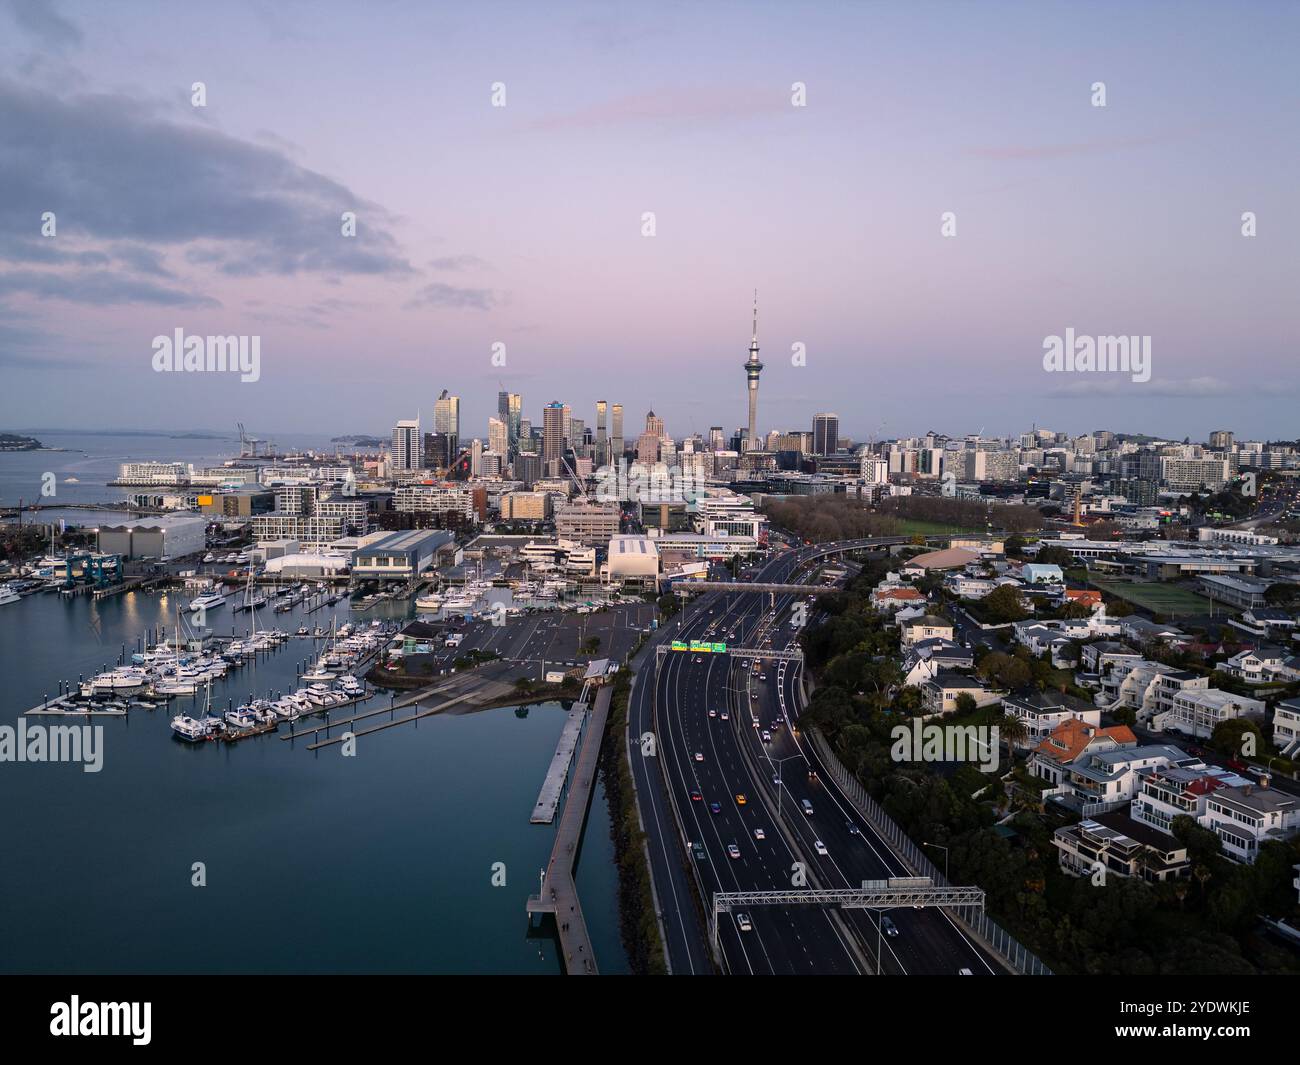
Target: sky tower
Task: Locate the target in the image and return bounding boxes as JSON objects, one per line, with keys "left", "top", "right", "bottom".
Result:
{"left": 743, "top": 290, "right": 763, "bottom": 451}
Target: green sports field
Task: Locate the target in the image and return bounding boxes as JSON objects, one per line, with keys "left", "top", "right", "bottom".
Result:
{"left": 1093, "top": 580, "right": 1213, "bottom": 616}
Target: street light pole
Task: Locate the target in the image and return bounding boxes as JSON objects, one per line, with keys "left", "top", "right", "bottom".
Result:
{"left": 922, "top": 841, "right": 950, "bottom": 883}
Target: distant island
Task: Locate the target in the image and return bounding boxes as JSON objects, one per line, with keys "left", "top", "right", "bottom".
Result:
{"left": 0, "top": 432, "right": 45, "bottom": 452}
{"left": 331, "top": 435, "right": 385, "bottom": 447}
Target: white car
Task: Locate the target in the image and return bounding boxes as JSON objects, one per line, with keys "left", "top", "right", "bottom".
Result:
{"left": 753, "top": 827, "right": 766, "bottom": 841}
{"left": 694, "top": 752, "right": 704, "bottom": 762}
{"left": 761, "top": 730, "right": 771, "bottom": 742}
{"left": 708, "top": 709, "right": 717, "bottom": 718}
{"left": 727, "top": 844, "right": 741, "bottom": 860}
{"left": 814, "top": 840, "right": 828, "bottom": 856}
{"left": 736, "top": 912, "right": 753, "bottom": 932}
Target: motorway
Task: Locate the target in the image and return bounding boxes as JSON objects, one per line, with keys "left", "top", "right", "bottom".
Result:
{"left": 630, "top": 539, "right": 1002, "bottom": 975}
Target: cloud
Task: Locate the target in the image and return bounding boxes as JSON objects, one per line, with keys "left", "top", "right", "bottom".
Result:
{"left": 0, "top": 78, "right": 415, "bottom": 280}
{"left": 403, "top": 282, "right": 497, "bottom": 311}
{"left": 0, "top": 268, "right": 219, "bottom": 307}
{"left": 428, "top": 254, "right": 491, "bottom": 272}
{"left": 1044, "top": 375, "right": 1231, "bottom": 399}
{"left": 4, "top": 0, "right": 82, "bottom": 52}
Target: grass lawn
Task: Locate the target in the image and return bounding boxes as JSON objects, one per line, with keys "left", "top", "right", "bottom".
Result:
{"left": 1093, "top": 579, "right": 1213, "bottom": 616}
{"left": 893, "top": 518, "right": 984, "bottom": 537}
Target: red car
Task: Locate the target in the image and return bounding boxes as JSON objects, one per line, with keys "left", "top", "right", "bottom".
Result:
{"left": 690, "top": 790, "right": 702, "bottom": 802}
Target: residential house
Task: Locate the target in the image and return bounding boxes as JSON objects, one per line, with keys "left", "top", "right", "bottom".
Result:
{"left": 1131, "top": 764, "right": 1252, "bottom": 836}
{"left": 1080, "top": 640, "right": 1143, "bottom": 676}
{"left": 900, "top": 639, "right": 974, "bottom": 687}
{"left": 1002, "top": 690, "right": 1101, "bottom": 748}
{"left": 1153, "top": 687, "right": 1266, "bottom": 740}
{"left": 920, "top": 671, "right": 1002, "bottom": 715}
{"left": 1028, "top": 719, "right": 1138, "bottom": 791}
{"left": 900, "top": 614, "right": 955, "bottom": 649}
{"left": 1054, "top": 811, "right": 1190, "bottom": 883}
{"left": 871, "top": 585, "right": 927, "bottom": 613}
{"left": 1272, "top": 698, "right": 1300, "bottom": 758}
{"left": 1203, "top": 783, "right": 1300, "bottom": 864}
{"left": 1217, "top": 646, "right": 1300, "bottom": 685}
{"left": 1057, "top": 743, "right": 1194, "bottom": 812}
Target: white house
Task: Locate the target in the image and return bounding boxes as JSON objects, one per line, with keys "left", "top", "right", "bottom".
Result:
{"left": 1273, "top": 698, "right": 1300, "bottom": 758}
{"left": 1203, "top": 784, "right": 1300, "bottom": 864}
{"left": 1153, "top": 687, "right": 1266, "bottom": 740}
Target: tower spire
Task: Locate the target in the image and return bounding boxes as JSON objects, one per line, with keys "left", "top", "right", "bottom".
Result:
{"left": 752, "top": 289, "right": 758, "bottom": 340}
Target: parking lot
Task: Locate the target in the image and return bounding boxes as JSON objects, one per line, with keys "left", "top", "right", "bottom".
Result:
{"left": 397, "top": 602, "right": 657, "bottom": 678}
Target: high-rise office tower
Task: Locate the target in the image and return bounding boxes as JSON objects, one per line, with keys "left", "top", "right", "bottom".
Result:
{"left": 742, "top": 291, "right": 763, "bottom": 451}
{"left": 645, "top": 410, "right": 664, "bottom": 438}
{"left": 595, "top": 400, "right": 608, "bottom": 466}
{"left": 434, "top": 390, "right": 460, "bottom": 456}
{"left": 813, "top": 413, "right": 840, "bottom": 455}
{"left": 498, "top": 391, "right": 522, "bottom": 454}
{"left": 488, "top": 416, "right": 508, "bottom": 457}
{"left": 709, "top": 426, "right": 724, "bottom": 451}
{"left": 542, "top": 401, "right": 566, "bottom": 470}
{"left": 561, "top": 404, "right": 572, "bottom": 447}
{"left": 391, "top": 417, "right": 420, "bottom": 473}
{"left": 611, "top": 403, "right": 624, "bottom": 460}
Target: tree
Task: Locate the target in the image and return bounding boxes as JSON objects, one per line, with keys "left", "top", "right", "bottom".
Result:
{"left": 581, "top": 636, "right": 601, "bottom": 655}
{"left": 953, "top": 692, "right": 978, "bottom": 715}
{"left": 1035, "top": 545, "right": 1074, "bottom": 568}
{"left": 980, "top": 584, "right": 1030, "bottom": 623}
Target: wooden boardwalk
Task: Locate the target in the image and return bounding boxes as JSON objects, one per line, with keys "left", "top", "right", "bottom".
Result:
{"left": 526, "top": 683, "right": 612, "bottom": 976}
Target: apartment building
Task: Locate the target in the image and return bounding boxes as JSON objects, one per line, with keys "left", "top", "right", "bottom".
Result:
{"left": 1274, "top": 698, "right": 1300, "bottom": 757}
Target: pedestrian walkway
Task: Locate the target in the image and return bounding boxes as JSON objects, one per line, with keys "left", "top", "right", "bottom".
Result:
{"left": 526, "top": 683, "right": 612, "bottom": 975}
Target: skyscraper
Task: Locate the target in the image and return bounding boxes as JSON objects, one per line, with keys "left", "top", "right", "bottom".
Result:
{"left": 488, "top": 416, "right": 508, "bottom": 457}
{"left": 391, "top": 417, "right": 420, "bottom": 473}
{"left": 611, "top": 403, "right": 624, "bottom": 461}
{"left": 498, "top": 391, "right": 522, "bottom": 454}
{"left": 595, "top": 400, "right": 608, "bottom": 466}
{"left": 812, "top": 413, "right": 840, "bottom": 455}
{"left": 743, "top": 291, "right": 763, "bottom": 451}
{"left": 542, "top": 401, "right": 566, "bottom": 472}
{"left": 435, "top": 390, "right": 460, "bottom": 456}
{"left": 645, "top": 409, "right": 664, "bottom": 438}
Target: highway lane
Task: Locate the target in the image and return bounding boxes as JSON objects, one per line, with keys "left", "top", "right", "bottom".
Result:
{"left": 657, "top": 602, "right": 864, "bottom": 973}
{"left": 634, "top": 537, "right": 1005, "bottom": 974}
{"left": 711, "top": 546, "right": 1000, "bottom": 974}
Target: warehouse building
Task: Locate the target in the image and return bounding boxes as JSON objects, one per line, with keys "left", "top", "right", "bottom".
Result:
{"left": 96, "top": 514, "right": 208, "bottom": 561}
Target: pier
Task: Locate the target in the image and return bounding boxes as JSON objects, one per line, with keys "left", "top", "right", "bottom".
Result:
{"left": 530, "top": 703, "right": 588, "bottom": 824}
{"left": 526, "top": 683, "right": 612, "bottom": 976}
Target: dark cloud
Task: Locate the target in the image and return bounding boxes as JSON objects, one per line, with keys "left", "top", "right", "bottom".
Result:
{"left": 428, "top": 254, "right": 491, "bottom": 272}
{"left": 403, "top": 282, "right": 496, "bottom": 311}
{"left": 0, "top": 78, "right": 415, "bottom": 280}
{"left": 0, "top": 269, "right": 219, "bottom": 307}
{"left": 4, "top": 0, "right": 82, "bottom": 52}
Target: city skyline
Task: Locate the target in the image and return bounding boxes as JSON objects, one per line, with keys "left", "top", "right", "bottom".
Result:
{"left": 1, "top": 1, "right": 1297, "bottom": 441}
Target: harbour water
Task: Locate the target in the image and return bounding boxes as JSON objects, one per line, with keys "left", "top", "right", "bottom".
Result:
{"left": 0, "top": 573, "right": 630, "bottom": 973}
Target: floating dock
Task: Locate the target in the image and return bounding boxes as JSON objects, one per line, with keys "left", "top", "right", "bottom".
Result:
{"left": 530, "top": 704, "right": 588, "bottom": 824}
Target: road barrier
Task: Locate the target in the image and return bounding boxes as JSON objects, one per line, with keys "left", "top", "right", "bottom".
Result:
{"left": 807, "top": 729, "right": 1053, "bottom": 976}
